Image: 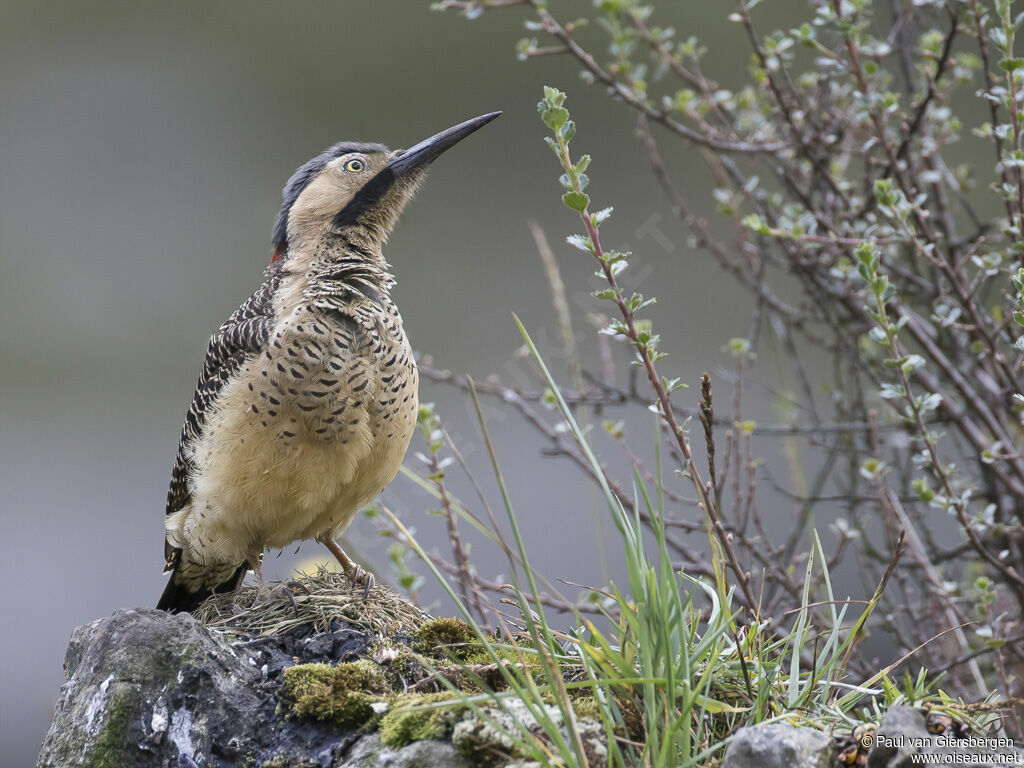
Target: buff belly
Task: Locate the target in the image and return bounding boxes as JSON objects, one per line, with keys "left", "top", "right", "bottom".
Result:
{"left": 164, "top": 368, "right": 416, "bottom": 571}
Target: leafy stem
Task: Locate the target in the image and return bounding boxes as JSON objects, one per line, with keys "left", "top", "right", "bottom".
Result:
{"left": 538, "top": 86, "right": 758, "bottom": 615}
{"left": 857, "top": 241, "right": 1024, "bottom": 589}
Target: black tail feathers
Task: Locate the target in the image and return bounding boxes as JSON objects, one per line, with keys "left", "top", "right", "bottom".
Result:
{"left": 156, "top": 564, "right": 248, "bottom": 613}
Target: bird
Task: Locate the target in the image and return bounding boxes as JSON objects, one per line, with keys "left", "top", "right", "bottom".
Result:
{"left": 156, "top": 111, "right": 501, "bottom": 613}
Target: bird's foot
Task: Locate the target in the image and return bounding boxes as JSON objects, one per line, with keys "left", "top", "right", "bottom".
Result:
{"left": 265, "top": 581, "right": 304, "bottom": 617}
{"left": 316, "top": 533, "right": 373, "bottom": 600}
{"left": 248, "top": 555, "right": 268, "bottom": 595}
{"left": 283, "top": 579, "right": 311, "bottom": 596}
{"left": 347, "top": 564, "right": 375, "bottom": 601}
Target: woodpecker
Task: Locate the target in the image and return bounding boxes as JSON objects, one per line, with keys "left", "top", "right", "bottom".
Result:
{"left": 157, "top": 112, "right": 501, "bottom": 613}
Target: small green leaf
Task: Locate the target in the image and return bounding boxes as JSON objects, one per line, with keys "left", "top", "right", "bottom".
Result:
{"left": 562, "top": 191, "right": 590, "bottom": 211}
{"left": 873, "top": 179, "right": 897, "bottom": 207}
{"left": 741, "top": 213, "right": 771, "bottom": 235}
{"left": 542, "top": 106, "right": 569, "bottom": 131}
{"left": 542, "top": 85, "right": 566, "bottom": 107}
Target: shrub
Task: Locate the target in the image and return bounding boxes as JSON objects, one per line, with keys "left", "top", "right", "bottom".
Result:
{"left": 375, "top": 0, "right": 1024, "bottom": 762}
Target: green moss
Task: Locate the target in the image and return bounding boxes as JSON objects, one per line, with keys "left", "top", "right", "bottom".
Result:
{"left": 84, "top": 687, "right": 134, "bottom": 768}
{"left": 378, "top": 692, "right": 467, "bottom": 747}
{"left": 412, "top": 617, "right": 478, "bottom": 661}
{"left": 461, "top": 648, "right": 499, "bottom": 666}
{"left": 280, "top": 661, "right": 386, "bottom": 729}
{"left": 457, "top": 630, "right": 540, "bottom": 668}
{"left": 463, "top": 643, "right": 541, "bottom": 668}
{"left": 569, "top": 695, "right": 604, "bottom": 720}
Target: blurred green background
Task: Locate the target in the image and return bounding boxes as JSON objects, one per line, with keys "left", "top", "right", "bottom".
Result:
{"left": 0, "top": 1, "right": 820, "bottom": 762}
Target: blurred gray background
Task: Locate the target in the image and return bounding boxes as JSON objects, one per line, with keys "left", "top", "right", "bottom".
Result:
{"left": 0, "top": 1, "right": 817, "bottom": 762}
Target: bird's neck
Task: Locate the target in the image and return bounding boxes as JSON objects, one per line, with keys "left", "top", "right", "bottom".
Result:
{"left": 274, "top": 228, "right": 396, "bottom": 317}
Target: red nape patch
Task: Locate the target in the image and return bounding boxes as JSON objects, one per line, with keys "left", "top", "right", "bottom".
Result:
{"left": 270, "top": 249, "right": 283, "bottom": 263}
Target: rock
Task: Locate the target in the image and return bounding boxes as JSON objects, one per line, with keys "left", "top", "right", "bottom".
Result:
{"left": 39, "top": 608, "right": 269, "bottom": 768}
{"left": 34, "top": 608, "right": 473, "bottom": 767}
{"left": 338, "top": 734, "right": 471, "bottom": 767}
{"left": 868, "top": 705, "right": 1024, "bottom": 768}
{"left": 452, "top": 699, "right": 607, "bottom": 768}
{"left": 721, "top": 722, "right": 834, "bottom": 768}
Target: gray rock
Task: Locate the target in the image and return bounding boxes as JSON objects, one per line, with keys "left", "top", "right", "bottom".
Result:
{"left": 38, "top": 608, "right": 272, "bottom": 768}
{"left": 451, "top": 699, "right": 607, "bottom": 768}
{"left": 34, "top": 608, "right": 470, "bottom": 768}
{"left": 868, "top": 705, "right": 1023, "bottom": 768}
{"left": 721, "top": 722, "right": 834, "bottom": 768}
{"left": 338, "top": 734, "right": 471, "bottom": 767}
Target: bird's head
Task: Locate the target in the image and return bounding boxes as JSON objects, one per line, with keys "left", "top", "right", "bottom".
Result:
{"left": 271, "top": 111, "right": 501, "bottom": 261}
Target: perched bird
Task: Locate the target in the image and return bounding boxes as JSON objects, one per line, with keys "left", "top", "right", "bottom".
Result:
{"left": 157, "top": 112, "right": 501, "bottom": 613}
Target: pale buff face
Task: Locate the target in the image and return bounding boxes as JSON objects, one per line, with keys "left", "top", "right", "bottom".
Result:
{"left": 285, "top": 150, "right": 392, "bottom": 250}
{"left": 284, "top": 151, "right": 426, "bottom": 254}
{"left": 274, "top": 150, "right": 425, "bottom": 320}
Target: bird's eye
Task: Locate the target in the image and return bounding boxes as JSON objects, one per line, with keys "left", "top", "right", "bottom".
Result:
{"left": 344, "top": 158, "right": 365, "bottom": 173}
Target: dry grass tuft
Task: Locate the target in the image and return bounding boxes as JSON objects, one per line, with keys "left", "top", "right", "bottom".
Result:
{"left": 193, "top": 566, "right": 426, "bottom": 637}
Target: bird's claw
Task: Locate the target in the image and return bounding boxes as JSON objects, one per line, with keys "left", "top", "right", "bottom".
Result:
{"left": 349, "top": 565, "right": 375, "bottom": 600}
{"left": 263, "top": 583, "right": 300, "bottom": 617}
{"left": 316, "top": 533, "right": 373, "bottom": 600}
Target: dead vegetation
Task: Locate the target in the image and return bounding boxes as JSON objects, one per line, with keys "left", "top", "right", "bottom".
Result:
{"left": 193, "top": 566, "right": 426, "bottom": 638}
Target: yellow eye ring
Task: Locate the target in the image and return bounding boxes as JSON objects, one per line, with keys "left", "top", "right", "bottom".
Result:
{"left": 344, "top": 158, "right": 365, "bottom": 173}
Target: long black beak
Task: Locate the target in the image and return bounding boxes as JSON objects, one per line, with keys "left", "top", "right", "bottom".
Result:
{"left": 333, "top": 111, "right": 501, "bottom": 230}
{"left": 387, "top": 111, "right": 502, "bottom": 176}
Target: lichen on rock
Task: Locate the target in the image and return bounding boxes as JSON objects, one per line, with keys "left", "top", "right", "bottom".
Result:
{"left": 84, "top": 685, "right": 135, "bottom": 768}
{"left": 452, "top": 698, "right": 609, "bottom": 768}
